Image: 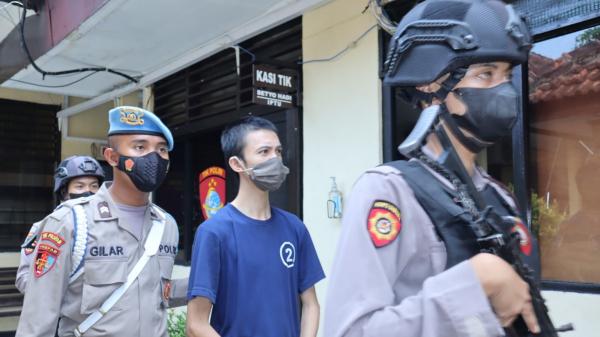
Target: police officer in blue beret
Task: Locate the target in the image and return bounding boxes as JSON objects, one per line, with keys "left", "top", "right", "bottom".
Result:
{"left": 17, "top": 106, "right": 186, "bottom": 337}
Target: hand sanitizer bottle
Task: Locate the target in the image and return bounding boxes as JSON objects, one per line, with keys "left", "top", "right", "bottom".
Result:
{"left": 328, "top": 177, "right": 342, "bottom": 218}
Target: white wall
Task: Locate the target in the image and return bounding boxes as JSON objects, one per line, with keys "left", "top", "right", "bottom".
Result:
{"left": 302, "top": 0, "right": 381, "bottom": 334}
{"left": 544, "top": 290, "right": 599, "bottom": 337}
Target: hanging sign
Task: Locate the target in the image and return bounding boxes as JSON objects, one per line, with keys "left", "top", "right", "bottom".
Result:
{"left": 253, "top": 89, "right": 294, "bottom": 108}
{"left": 253, "top": 64, "right": 297, "bottom": 91}
{"left": 252, "top": 64, "right": 297, "bottom": 108}
{"left": 199, "top": 166, "right": 226, "bottom": 220}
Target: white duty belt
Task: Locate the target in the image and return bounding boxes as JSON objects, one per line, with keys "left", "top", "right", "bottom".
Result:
{"left": 74, "top": 206, "right": 166, "bottom": 337}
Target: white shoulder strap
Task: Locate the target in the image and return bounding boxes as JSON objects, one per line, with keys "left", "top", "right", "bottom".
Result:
{"left": 74, "top": 206, "right": 166, "bottom": 336}
{"left": 69, "top": 205, "right": 88, "bottom": 283}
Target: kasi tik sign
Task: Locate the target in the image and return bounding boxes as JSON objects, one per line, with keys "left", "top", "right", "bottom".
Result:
{"left": 252, "top": 64, "right": 297, "bottom": 108}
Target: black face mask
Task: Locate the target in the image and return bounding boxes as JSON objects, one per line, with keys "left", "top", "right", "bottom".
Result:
{"left": 451, "top": 81, "right": 519, "bottom": 147}
{"left": 68, "top": 191, "right": 94, "bottom": 200}
{"left": 117, "top": 152, "right": 170, "bottom": 192}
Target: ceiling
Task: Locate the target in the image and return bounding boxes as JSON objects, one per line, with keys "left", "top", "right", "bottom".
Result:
{"left": 0, "top": 0, "right": 328, "bottom": 101}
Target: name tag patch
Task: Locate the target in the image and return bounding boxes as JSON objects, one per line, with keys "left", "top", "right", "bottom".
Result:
{"left": 159, "top": 244, "right": 178, "bottom": 256}
{"left": 89, "top": 246, "right": 124, "bottom": 257}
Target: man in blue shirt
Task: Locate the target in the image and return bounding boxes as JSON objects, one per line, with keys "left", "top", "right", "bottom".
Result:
{"left": 187, "top": 116, "right": 325, "bottom": 337}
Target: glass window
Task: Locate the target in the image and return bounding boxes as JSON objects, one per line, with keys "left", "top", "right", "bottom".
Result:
{"left": 528, "top": 25, "right": 600, "bottom": 283}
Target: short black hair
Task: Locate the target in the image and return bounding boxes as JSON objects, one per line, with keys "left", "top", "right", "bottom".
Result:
{"left": 221, "top": 116, "right": 278, "bottom": 160}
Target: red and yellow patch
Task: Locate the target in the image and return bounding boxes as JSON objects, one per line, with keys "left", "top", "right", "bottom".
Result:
{"left": 40, "top": 232, "right": 65, "bottom": 248}
{"left": 510, "top": 218, "right": 532, "bottom": 256}
{"left": 163, "top": 280, "right": 172, "bottom": 302}
{"left": 34, "top": 244, "right": 60, "bottom": 278}
{"left": 23, "top": 242, "right": 36, "bottom": 256}
{"left": 367, "top": 200, "right": 402, "bottom": 248}
{"left": 125, "top": 158, "right": 135, "bottom": 171}
{"left": 23, "top": 231, "right": 37, "bottom": 255}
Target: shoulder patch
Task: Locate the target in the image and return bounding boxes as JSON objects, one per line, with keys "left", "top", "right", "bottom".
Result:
{"left": 40, "top": 232, "right": 66, "bottom": 248}
{"left": 34, "top": 244, "right": 60, "bottom": 278}
{"left": 367, "top": 200, "right": 402, "bottom": 248}
{"left": 22, "top": 236, "right": 37, "bottom": 255}
{"left": 509, "top": 217, "right": 532, "bottom": 256}
{"left": 98, "top": 201, "right": 112, "bottom": 218}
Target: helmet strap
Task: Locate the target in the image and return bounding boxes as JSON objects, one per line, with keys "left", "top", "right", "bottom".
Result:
{"left": 432, "top": 68, "right": 467, "bottom": 101}
{"left": 409, "top": 67, "right": 468, "bottom": 107}
{"left": 439, "top": 105, "right": 487, "bottom": 153}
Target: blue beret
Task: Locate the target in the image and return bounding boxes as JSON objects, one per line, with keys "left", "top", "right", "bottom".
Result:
{"left": 107, "top": 106, "right": 174, "bottom": 151}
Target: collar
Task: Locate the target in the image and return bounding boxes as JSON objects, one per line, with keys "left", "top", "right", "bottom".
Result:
{"left": 91, "top": 182, "right": 160, "bottom": 241}
{"left": 418, "top": 146, "right": 489, "bottom": 191}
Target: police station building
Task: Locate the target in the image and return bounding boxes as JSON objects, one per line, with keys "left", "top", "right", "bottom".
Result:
{"left": 0, "top": 0, "right": 599, "bottom": 335}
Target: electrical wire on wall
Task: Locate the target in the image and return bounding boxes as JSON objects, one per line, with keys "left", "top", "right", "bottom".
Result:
{"left": 365, "top": 0, "right": 398, "bottom": 34}
{"left": 300, "top": 24, "right": 378, "bottom": 65}
{"left": 7, "top": 0, "right": 139, "bottom": 87}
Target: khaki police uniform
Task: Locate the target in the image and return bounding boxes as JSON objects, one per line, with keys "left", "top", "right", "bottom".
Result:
{"left": 16, "top": 182, "right": 186, "bottom": 337}
{"left": 324, "top": 156, "right": 526, "bottom": 337}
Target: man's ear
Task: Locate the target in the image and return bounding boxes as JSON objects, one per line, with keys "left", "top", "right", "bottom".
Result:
{"left": 103, "top": 147, "right": 119, "bottom": 167}
{"left": 228, "top": 156, "right": 246, "bottom": 173}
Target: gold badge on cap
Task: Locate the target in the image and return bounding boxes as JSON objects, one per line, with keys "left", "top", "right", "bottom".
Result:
{"left": 119, "top": 107, "right": 145, "bottom": 126}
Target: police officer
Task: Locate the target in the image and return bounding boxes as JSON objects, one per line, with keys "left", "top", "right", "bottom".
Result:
{"left": 15, "top": 155, "right": 105, "bottom": 293}
{"left": 16, "top": 106, "right": 186, "bottom": 337}
{"left": 324, "top": 1, "right": 541, "bottom": 336}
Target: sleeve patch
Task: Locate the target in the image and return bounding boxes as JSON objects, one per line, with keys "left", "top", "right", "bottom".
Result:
{"left": 40, "top": 232, "right": 66, "bottom": 248}
{"left": 509, "top": 217, "right": 532, "bottom": 256}
{"left": 34, "top": 244, "right": 60, "bottom": 278}
{"left": 163, "top": 280, "right": 172, "bottom": 302}
{"left": 23, "top": 238, "right": 37, "bottom": 255}
{"left": 367, "top": 200, "right": 402, "bottom": 248}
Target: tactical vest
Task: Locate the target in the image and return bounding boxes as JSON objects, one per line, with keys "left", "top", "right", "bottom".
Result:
{"left": 387, "top": 160, "right": 540, "bottom": 274}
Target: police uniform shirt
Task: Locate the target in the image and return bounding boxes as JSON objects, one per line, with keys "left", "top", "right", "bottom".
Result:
{"left": 323, "top": 152, "right": 526, "bottom": 337}
{"left": 16, "top": 182, "right": 185, "bottom": 337}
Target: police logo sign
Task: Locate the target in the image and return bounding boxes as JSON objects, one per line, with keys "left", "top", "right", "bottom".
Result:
{"left": 199, "top": 167, "right": 226, "bottom": 220}
{"left": 279, "top": 241, "right": 296, "bottom": 268}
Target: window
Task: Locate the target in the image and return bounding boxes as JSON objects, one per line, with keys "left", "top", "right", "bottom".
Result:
{"left": 528, "top": 24, "right": 600, "bottom": 284}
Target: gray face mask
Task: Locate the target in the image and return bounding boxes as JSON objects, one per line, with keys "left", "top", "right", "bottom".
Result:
{"left": 237, "top": 157, "right": 290, "bottom": 192}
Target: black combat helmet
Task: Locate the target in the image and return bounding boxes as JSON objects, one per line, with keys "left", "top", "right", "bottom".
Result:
{"left": 54, "top": 156, "right": 105, "bottom": 198}
{"left": 384, "top": 0, "right": 531, "bottom": 87}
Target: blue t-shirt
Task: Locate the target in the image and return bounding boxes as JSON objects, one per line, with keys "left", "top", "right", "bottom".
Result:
{"left": 188, "top": 204, "right": 325, "bottom": 337}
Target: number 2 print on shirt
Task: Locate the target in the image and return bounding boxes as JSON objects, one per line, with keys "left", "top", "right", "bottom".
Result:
{"left": 279, "top": 241, "right": 295, "bottom": 268}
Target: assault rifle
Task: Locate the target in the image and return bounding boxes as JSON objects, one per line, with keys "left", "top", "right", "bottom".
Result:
{"left": 398, "top": 105, "right": 574, "bottom": 337}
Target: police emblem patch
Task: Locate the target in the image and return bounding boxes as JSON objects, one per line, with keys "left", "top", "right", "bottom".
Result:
{"left": 119, "top": 107, "right": 145, "bottom": 126}
{"left": 510, "top": 219, "right": 532, "bottom": 256}
{"left": 41, "top": 232, "right": 65, "bottom": 247}
{"left": 125, "top": 158, "right": 135, "bottom": 171}
{"left": 367, "top": 200, "right": 402, "bottom": 248}
{"left": 34, "top": 244, "right": 60, "bottom": 278}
